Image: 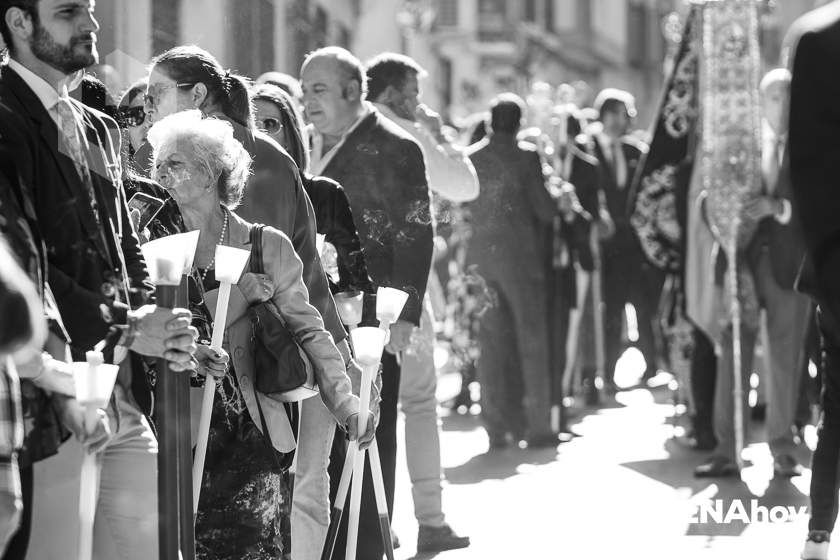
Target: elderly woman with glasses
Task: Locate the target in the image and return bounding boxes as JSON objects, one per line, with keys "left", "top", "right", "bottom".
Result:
{"left": 146, "top": 110, "right": 374, "bottom": 559}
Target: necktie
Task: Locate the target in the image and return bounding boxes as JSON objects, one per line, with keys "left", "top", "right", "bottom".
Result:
{"left": 612, "top": 140, "right": 627, "bottom": 189}
{"left": 762, "top": 135, "right": 783, "bottom": 194}
{"left": 54, "top": 97, "right": 100, "bottom": 223}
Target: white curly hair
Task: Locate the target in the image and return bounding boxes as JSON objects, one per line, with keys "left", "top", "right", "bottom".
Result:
{"left": 148, "top": 110, "right": 252, "bottom": 209}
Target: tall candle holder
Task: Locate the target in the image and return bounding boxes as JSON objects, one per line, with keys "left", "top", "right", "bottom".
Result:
{"left": 75, "top": 352, "right": 119, "bottom": 560}
{"left": 192, "top": 245, "right": 250, "bottom": 513}
{"left": 142, "top": 233, "right": 200, "bottom": 560}
{"left": 322, "top": 288, "right": 408, "bottom": 560}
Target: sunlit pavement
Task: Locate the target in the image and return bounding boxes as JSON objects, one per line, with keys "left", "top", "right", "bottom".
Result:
{"left": 387, "top": 349, "right": 820, "bottom": 560}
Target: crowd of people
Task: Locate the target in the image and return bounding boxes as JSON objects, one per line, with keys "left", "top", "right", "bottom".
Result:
{"left": 3, "top": 0, "right": 840, "bottom": 559}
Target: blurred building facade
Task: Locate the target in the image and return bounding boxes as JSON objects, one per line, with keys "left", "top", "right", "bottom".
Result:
{"left": 94, "top": 0, "right": 360, "bottom": 94}
{"left": 91, "top": 0, "right": 821, "bottom": 127}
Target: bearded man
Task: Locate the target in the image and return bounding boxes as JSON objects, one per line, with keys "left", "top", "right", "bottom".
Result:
{"left": 0, "top": 2, "right": 199, "bottom": 559}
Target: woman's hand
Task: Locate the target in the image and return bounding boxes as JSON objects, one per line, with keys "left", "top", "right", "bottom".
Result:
{"left": 196, "top": 345, "right": 229, "bottom": 380}
{"left": 345, "top": 412, "right": 377, "bottom": 450}
{"left": 238, "top": 273, "right": 275, "bottom": 304}
{"left": 55, "top": 397, "right": 111, "bottom": 454}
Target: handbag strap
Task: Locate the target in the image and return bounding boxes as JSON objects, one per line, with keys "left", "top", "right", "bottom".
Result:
{"left": 249, "top": 223, "right": 266, "bottom": 274}
{"left": 247, "top": 223, "right": 301, "bottom": 338}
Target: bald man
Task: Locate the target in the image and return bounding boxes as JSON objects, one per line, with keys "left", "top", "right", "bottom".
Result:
{"left": 301, "top": 47, "right": 433, "bottom": 560}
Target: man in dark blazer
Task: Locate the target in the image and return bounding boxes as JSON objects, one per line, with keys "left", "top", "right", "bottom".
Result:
{"left": 465, "top": 93, "right": 558, "bottom": 449}
{"left": 694, "top": 69, "right": 812, "bottom": 479}
{"left": 0, "top": 1, "right": 196, "bottom": 558}
{"left": 590, "top": 89, "right": 663, "bottom": 390}
{"left": 787, "top": 3, "right": 840, "bottom": 557}
{"left": 301, "top": 47, "right": 433, "bottom": 560}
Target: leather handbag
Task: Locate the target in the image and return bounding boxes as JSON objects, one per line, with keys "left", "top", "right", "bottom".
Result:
{"left": 248, "top": 224, "right": 318, "bottom": 402}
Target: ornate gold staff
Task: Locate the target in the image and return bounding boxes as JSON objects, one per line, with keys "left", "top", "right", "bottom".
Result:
{"left": 699, "top": 0, "right": 763, "bottom": 470}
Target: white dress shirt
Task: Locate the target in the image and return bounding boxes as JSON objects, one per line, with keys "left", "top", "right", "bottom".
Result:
{"left": 374, "top": 103, "right": 479, "bottom": 203}
{"left": 308, "top": 102, "right": 373, "bottom": 176}
{"left": 762, "top": 120, "right": 792, "bottom": 225}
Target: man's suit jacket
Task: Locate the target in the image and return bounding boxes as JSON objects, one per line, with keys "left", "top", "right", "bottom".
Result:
{"left": 787, "top": 2, "right": 840, "bottom": 315}
{"left": 591, "top": 136, "right": 646, "bottom": 255}
{"left": 566, "top": 144, "right": 604, "bottom": 221}
{"left": 0, "top": 66, "right": 152, "bottom": 407}
{"left": 319, "top": 110, "right": 433, "bottom": 326}
{"left": 465, "top": 134, "right": 556, "bottom": 288}
{"left": 746, "top": 148, "right": 808, "bottom": 291}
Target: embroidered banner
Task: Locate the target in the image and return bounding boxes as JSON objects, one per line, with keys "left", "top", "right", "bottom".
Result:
{"left": 700, "top": 0, "right": 763, "bottom": 254}
{"left": 630, "top": 5, "right": 701, "bottom": 273}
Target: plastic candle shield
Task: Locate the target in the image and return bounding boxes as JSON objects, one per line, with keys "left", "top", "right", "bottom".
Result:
{"left": 141, "top": 232, "right": 200, "bottom": 286}
{"left": 73, "top": 360, "right": 119, "bottom": 409}
{"left": 214, "top": 245, "right": 251, "bottom": 283}
{"left": 349, "top": 327, "right": 387, "bottom": 367}
{"left": 334, "top": 291, "right": 364, "bottom": 327}
{"left": 375, "top": 287, "right": 409, "bottom": 326}
{"left": 177, "top": 231, "right": 200, "bottom": 273}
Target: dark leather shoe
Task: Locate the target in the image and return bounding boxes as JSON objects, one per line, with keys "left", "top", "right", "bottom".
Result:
{"left": 694, "top": 456, "right": 739, "bottom": 478}
{"left": 773, "top": 454, "right": 804, "bottom": 478}
{"left": 526, "top": 433, "right": 559, "bottom": 448}
{"left": 417, "top": 524, "right": 470, "bottom": 553}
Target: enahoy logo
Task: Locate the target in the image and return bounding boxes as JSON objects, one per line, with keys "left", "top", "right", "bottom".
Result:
{"left": 688, "top": 500, "right": 808, "bottom": 524}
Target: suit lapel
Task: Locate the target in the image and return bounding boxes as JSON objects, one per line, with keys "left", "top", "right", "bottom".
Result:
{"left": 1, "top": 68, "right": 113, "bottom": 264}
{"left": 321, "top": 112, "right": 376, "bottom": 179}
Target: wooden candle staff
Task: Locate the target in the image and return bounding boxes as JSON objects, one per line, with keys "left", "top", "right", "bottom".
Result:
{"left": 74, "top": 352, "right": 119, "bottom": 560}
{"left": 345, "top": 326, "right": 386, "bottom": 560}
{"left": 192, "top": 245, "right": 250, "bottom": 513}
{"left": 323, "top": 288, "right": 407, "bottom": 560}
{"left": 142, "top": 233, "right": 200, "bottom": 560}
{"left": 322, "top": 291, "right": 364, "bottom": 560}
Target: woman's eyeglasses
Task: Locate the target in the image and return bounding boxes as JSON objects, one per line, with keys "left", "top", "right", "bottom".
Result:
{"left": 258, "top": 117, "right": 283, "bottom": 135}
{"left": 144, "top": 82, "right": 196, "bottom": 109}
{"left": 114, "top": 106, "right": 146, "bottom": 128}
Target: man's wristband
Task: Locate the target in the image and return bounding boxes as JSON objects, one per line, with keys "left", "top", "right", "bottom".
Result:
{"left": 119, "top": 314, "right": 141, "bottom": 349}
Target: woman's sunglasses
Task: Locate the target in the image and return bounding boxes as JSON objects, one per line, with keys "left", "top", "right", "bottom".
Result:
{"left": 258, "top": 117, "right": 283, "bottom": 135}
{"left": 114, "top": 106, "right": 146, "bottom": 128}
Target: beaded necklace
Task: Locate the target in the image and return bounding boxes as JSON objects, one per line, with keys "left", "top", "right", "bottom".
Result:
{"left": 199, "top": 208, "right": 229, "bottom": 283}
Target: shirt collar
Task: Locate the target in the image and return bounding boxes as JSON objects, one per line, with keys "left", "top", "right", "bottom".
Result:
{"left": 596, "top": 132, "right": 621, "bottom": 155}
{"left": 6, "top": 58, "right": 73, "bottom": 111}
{"left": 309, "top": 102, "right": 374, "bottom": 174}
{"left": 763, "top": 119, "right": 787, "bottom": 145}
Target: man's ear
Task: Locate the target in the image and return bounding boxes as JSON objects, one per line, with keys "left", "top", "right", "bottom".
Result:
{"left": 5, "top": 7, "right": 35, "bottom": 48}
{"left": 371, "top": 84, "right": 396, "bottom": 106}
{"left": 342, "top": 79, "right": 361, "bottom": 102}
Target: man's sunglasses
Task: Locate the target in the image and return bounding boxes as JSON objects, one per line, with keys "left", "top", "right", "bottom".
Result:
{"left": 114, "top": 106, "right": 146, "bottom": 128}
{"left": 258, "top": 117, "right": 283, "bottom": 135}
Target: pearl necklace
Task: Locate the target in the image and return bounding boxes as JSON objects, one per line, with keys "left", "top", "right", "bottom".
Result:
{"left": 200, "top": 208, "right": 229, "bottom": 283}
